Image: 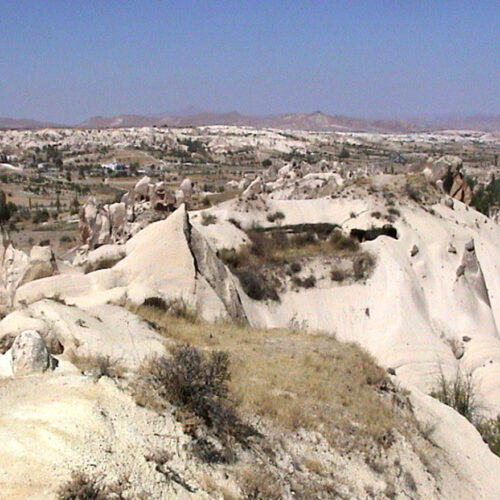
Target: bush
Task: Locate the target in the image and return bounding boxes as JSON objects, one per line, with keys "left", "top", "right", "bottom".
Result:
{"left": 430, "top": 370, "right": 477, "bottom": 422}
{"left": 143, "top": 296, "right": 167, "bottom": 310}
{"left": 329, "top": 230, "right": 359, "bottom": 253}
{"left": 293, "top": 275, "right": 316, "bottom": 289}
{"left": 266, "top": 211, "right": 285, "bottom": 223}
{"left": 60, "top": 235, "right": 73, "bottom": 243}
{"left": 387, "top": 207, "right": 401, "bottom": 217}
{"left": 405, "top": 183, "right": 421, "bottom": 202}
{"left": 33, "top": 209, "right": 50, "bottom": 224}
{"left": 476, "top": 416, "right": 500, "bottom": 457}
{"left": 238, "top": 465, "right": 282, "bottom": 500}
{"left": 430, "top": 370, "right": 500, "bottom": 457}
{"left": 339, "top": 147, "right": 350, "bottom": 159}
{"left": 134, "top": 346, "right": 254, "bottom": 444}
{"left": 201, "top": 213, "right": 217, "bottom": 226}
{"left": 57, "top": 471, "right": 125, "bottom": 500}
{"left": 471, "top": 176, "right": 500, "bottom": 216}
{"left": 331, "top": 268, "right": 347, "bottom": 282}
{"left": 353, "top": 253, "right": 376, "bottom": 280}
{"left": 234, "top": 268, "right": 279, "bottom": 301}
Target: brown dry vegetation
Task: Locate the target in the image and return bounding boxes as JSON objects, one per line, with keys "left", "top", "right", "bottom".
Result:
{"left": 127, "top": 303, "right": 409, "bottom": 452}
{"left": 66, "top": 350, "right": 126, "bottom": 379}
{"left": 219, "top": 227, "right": 374, "bottom": 300}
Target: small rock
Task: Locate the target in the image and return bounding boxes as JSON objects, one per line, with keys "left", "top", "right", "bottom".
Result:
{"left": 456, "top": 264, "right": 465, "bottom": 278}
{"left": 465, "top": 239, "right": 475, "bottom": 252}
{"left": 410, "top": 245, "right": 419, "bottom": 257}
{"left": 448, "top": 243, "right": 457, "bottom": 254}
{"left": 462, "top": 336, "right": 471, "bottom": 342}
{"left": 444, "top": 197, "right": 454, "bottom": 209}
{"left": 10, "top": 330, "right": 54, "bottom": 376}
{"left": 387, "top": 368, "right": 396, "bottom": 375}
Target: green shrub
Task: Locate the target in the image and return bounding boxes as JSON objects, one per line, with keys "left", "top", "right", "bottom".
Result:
{"left": 431, "top": 370, "right": 500, "bottom": 457}
{"left": 430, "top": 370, "right": 477, "bottom": 422}
{"left": 234, "top": 268, "right": 279, "bottom": 301}
{"left": 471, "top": 176, "right": 500, "bottom": 216}
{"left": 201, "top": 213, "right": 217, "bottom": 226}
{"left": 293, "top": 275, "right": 316, "bottom": 289}
{"left": 266, "top": 211, "right": 285, "bottom": 223}
{"left": 476, "top": 416, "right": 500, "bottom": 457}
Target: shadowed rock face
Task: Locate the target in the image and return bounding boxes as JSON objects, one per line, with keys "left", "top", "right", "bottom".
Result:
{"left": 186, "top": 220, "right": 248, "bottom": 325}
{"left": 457, "top": 239, "right": 491, "bottom": 307}
{"left": 350, "top": 225, "right": 398, "bottom": 242}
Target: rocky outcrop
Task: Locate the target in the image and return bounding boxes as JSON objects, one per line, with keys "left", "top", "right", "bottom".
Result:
{"left": 188, "top": 225, "right": 247, "bottom": 324}
{"left": 20, "top": 246, "right": 58, "bottom": 285}
{"left": 432, "top": 156, "right": 473, "bottom": 205}
{"left": 242, "top": 176, "right": 263, "bottom": 198}
{"left": 456, "top": 238, "right": 491, "bottom": 306}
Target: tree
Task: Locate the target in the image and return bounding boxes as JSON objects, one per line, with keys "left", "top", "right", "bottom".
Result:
{"left": 0, "top": 190, "right": 12, "bottom": 225}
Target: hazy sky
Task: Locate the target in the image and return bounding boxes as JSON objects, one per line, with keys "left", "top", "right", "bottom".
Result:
{"left": 1, "top": 0, "right": 499, "bottom": 123}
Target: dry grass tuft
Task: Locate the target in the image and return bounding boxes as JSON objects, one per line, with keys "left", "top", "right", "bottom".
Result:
{"left": 57, "top": 471, "right": 126, "bottom": 500}
{"left": 237, "top": 465, "right": 282, "bottom": 500}
{"left": 67, "top": 351, "right": 125, "bottom": 379}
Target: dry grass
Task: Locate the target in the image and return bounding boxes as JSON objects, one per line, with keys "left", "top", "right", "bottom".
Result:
{"left": 67, "top": 350, "right": 125, "bottom": 379}
{"left": 237, "top": 465, "right": 282, "bottom": 500}
{"left": 219, "top": 227, "right": 360, "bottom": 269}
{"left": 128, "top": 304, "right": 406, "bottom": 452}
{"left": 57, "top": 471, "right": 126, "bottom": 500}
{"left": 219, "top": 227, "right": 370, "bottom": 299}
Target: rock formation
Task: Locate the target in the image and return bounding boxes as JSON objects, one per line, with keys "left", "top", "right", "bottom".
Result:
{"left": 431, "top": 155, "right": 473, "bottom": 204}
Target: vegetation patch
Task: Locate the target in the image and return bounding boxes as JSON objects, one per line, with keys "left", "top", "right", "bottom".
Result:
{"left": 128, "top": 306, "right": 410, "bottom": 453}
{"left": 218, "top": 225, "right": 371, "bottom": 299}
{"left": 431, "top": 370, "right": 500, "bottom": 457}
{"left": 67, "top": 351, "right": 125, "bottom": 380}
{"left": 132, "top": 345, "right": 256, "bottom": 461}
{"left": 470, "top": 176, "right": 500, "bottom": 216}
{"left": 201, "top": 212, "right": 217, "bottom": 226}
{"left": 57, "top": 471, "right": 126, "bottom": 500}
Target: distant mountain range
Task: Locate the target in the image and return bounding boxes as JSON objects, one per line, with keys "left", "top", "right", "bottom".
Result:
{"left": 0, "top": 117, "right": 64, "bottom": 130}
{"left": 1, "top": 111, "right": 499, "bottom": 132}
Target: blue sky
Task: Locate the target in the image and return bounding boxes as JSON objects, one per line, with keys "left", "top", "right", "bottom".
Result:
{"left": 1, "top": 0, "right": 498, "bottom": 123}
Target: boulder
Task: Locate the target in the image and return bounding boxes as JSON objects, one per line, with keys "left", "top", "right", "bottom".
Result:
{"left": 20, "top": 245, "right": 58, "bottom": 285}
{"left": 0, "top": 310, "right": 62, "bottom": 355}
{"left": 179, "top": 178, "right": 193, "bottom": 198}
{"left": 10, "top": 330, "right": 54, "bottom": 376}
{"left": 134, "top": 176, "right": 151, "bottom": 198}
{"left": 80, "top": 244, "right": 126, "bottom": 273}
{"left": 444, "top": 197, "right": 454, "bottom": 209}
